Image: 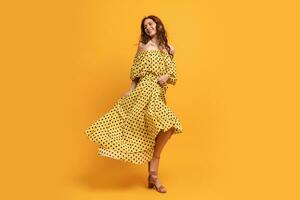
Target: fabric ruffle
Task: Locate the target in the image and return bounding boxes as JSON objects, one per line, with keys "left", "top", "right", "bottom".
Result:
{"left": 85, "top": 49, "right": 183, "bottom": 165}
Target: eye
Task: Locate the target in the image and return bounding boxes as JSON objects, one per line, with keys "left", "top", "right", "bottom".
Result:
{"left": 144, "top": 22, "right": 153, "bottom": 29}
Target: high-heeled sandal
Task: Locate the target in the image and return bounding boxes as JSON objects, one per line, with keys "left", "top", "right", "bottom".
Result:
{"left": 147, "top": 156, "right": 167, "bottom": 193}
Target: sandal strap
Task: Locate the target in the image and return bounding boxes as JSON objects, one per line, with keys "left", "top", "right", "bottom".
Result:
{"left": 148, "top": 174, "right": 167, "bottom": 193}
{"left": 149, "top": 170, "right": 158, "bottom": 176}
{"left": 158, "top": 185, "right": 166, "bottom": 191}
{"left": 154, "top": 181, "right": 166, "bottom": 192}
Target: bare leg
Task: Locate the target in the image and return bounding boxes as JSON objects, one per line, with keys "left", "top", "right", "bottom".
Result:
{"left": 153, "top": 126, "right": 175, "bottom": 160}
{"left": 148, "top": 126, "right": 175, "bottom": 191}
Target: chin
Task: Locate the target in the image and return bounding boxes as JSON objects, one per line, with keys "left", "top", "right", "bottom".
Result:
{"left": 146, "top": 32, "right": 156, "bottom": 37}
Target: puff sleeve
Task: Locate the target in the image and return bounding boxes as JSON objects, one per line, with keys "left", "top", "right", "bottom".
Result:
{"left": 164, "top": 54, "right": 177, "bottom": 85}
{"left": 130, "top": 53, "right": 148, "bottom": 81}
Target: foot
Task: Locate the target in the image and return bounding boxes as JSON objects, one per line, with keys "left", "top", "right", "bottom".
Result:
{"left": 147, "top": 156, "right": 167, "bottom": 193}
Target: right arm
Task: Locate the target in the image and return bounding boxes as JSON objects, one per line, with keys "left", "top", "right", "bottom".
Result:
{"left": 122, "top": 42, "right": 145, "bottom": 97}
{"left": 129, "top": 42, "right": 144, "bottom": 91}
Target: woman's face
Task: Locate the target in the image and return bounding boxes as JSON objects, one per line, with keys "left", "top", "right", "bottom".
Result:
{"left": 143, "top": 18, "right": 157, "bottom": 37}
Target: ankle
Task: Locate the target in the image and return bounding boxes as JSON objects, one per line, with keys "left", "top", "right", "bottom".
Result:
{"left": 149, "top": 173, "right": 158, "bottom": 177}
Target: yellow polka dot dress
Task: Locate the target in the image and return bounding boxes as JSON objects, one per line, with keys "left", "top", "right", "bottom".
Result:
{"left": 85, "top": 49, "right": 183, "bottom": 165}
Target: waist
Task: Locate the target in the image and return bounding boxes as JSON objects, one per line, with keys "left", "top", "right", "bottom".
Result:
{"left": 139, "top": 73, "right": 168, "bottom": 90}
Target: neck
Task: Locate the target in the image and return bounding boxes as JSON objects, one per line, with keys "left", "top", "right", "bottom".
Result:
{"left": 150, "top": 35, "right": 159, "bottom": 45}
{"left": 150, "top": 35, "right": 165, "bottom": 50}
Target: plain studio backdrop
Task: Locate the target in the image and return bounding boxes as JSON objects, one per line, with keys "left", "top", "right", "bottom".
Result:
{"left": 0, "top": 0, "right": 299, "bottom": 200}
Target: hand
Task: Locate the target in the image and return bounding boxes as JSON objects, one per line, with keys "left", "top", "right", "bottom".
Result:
{"left": 122, "top": 91, "right": 131, "bottom": 98}
{"left": 157, "top": 74, "right": 170, "bottom": 86}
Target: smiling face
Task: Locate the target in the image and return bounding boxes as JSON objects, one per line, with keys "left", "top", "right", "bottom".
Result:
{"left": 143, "top": 18, "right": 157, "bottom": 37}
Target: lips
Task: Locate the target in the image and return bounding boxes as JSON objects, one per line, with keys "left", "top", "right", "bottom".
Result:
{"left": 148, "top": 29, "right": 154, "bottom": 34}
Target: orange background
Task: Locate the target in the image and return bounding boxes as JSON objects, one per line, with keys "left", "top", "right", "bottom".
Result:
{"left": 1, "top": 0, "right": 299, "bottom": 199}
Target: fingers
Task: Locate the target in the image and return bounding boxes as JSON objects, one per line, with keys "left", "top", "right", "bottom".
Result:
{"left": 122, "top": 91, "right": 130, "bottom": 98}
{"left": 157, "top": 80, "right": 166, "bottom": 86}
{"left": 157, "top": 77, "right": 168, "bottom": 86}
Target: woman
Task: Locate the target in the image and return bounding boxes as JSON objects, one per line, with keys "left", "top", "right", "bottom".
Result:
{"left": 85, "top": 15, "right": 183, "bottom": 193}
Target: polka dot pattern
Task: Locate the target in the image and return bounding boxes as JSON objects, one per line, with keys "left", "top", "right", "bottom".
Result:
{"left": 85, "top": 49, "right": 183, "bottom": 165}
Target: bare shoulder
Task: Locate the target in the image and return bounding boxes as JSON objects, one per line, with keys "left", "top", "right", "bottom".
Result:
{"left": 136, "top": 42, "right": 147, "bottom": 53}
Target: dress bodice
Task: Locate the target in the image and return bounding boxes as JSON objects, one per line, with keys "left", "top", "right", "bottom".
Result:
{"left": 129, "top": 49, "right": 177, "bottom": 85}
